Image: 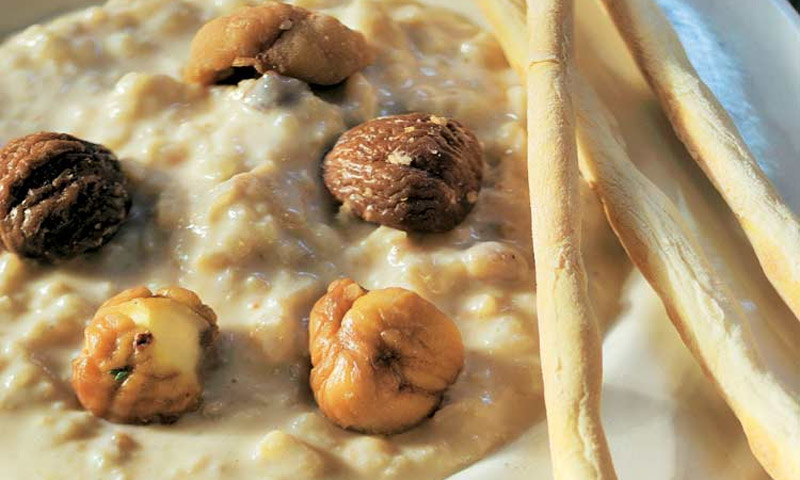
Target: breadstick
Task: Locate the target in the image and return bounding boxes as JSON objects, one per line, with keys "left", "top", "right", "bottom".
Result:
{"left": 524, "top": 0, "right": 618, "bottom": 478}
{"left": 598, "top": 0, "right": 800, "bottom": 322}
{"left": 573, "top": 75, "right": 800, "bottom": 480}
{"left": 476, "top": 0, "right": 527, "bottom": 78}
{"left": 476, "top": 2, "right": 800, "bottom": 477}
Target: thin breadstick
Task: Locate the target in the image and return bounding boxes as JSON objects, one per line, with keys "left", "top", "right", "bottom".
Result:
{"left": 524, "top": 0, "right": 618, "bottom": 478}
{"left": 598, "top": 0, "right": 800, "bottom": 322}
{"left": 476, "top": 1, "right": 800, "bottom": 478}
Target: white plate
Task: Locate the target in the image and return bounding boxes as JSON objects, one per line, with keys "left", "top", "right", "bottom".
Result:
{"left": 2, "top": 1, "right": 798, "bottom": 479}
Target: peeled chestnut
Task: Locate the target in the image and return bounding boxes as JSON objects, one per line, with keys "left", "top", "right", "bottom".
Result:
{"left": 0, "top": 132, "right": 130, "bottom": 262}
{"left": 309, "top": 278, "right": 465, "bottom": 434}
{"left": 323, "top": 113, "right": 483, "bottom": 233}
{"left": 184, "top": 3, "right": 372, "bottom": 86}
{"left": 72, "top": 286, "right": 218, "bottom": 424}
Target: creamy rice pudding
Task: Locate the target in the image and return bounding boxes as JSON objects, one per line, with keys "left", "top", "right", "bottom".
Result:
{"left": 0, "top": 0, "right": 628, "bottom": 478}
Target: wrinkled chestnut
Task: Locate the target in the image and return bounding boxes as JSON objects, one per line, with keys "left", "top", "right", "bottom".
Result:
{"left": 184, "top": 3, "right": 372, "bottom": 86}
{"left": 72, "top": 286, "right": 218, "bottom": 424}
{"left": 0, "top": 132, "right": 130, "bottom": 262}
{"left": 309, "top": 278, "right": 465, "bottom": 434}
{"left": 322, "top": 113, "right": 483, "bottom": 233}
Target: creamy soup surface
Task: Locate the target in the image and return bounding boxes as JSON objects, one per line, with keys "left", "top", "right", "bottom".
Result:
{"left": 0, "top": 0, "right": 629, "bottom": 478}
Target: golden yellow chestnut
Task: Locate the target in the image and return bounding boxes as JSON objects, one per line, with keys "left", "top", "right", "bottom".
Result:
{"left": 72, "top": 286, "right": 218, "bottom": 424}
{"left": 309, "top": 278, "right": 464, "bottom": 435}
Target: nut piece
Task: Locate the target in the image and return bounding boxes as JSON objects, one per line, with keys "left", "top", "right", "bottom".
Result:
{"left": 309, "top": 278, "right": 465, "bottom": 434}
{"left": 72, "top": 286, "right": 218, "bottom": 424}
{"left": 184, "top": 3, "right": 372, "bottom": 85}
{"left": 0, "top": 132, "right": 131, "bottom": 262}
{"left": 464, "top": 241, "right": 531, "bottom": 283}
{"left": 323, "top": 113, "right": 483, "bottom": 233}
